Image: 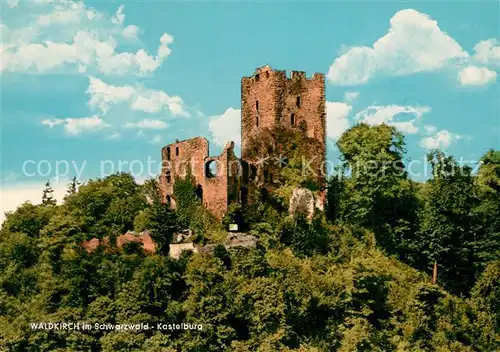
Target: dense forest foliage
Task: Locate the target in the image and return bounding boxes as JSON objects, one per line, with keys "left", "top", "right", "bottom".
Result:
{"left": 1, "top": 124, "right": 499, "bottom": 351}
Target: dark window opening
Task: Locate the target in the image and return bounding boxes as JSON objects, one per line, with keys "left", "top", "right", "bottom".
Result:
{"left": 264, "top": 169, "right": 270, "bottom": 183}
{"left": 256, "top": 100, "right": 259, "bottom": 111}
{"left": 266, "top": 71, "right": 270, "bottom": 78}
{"left": 296, "top": 96, "right": 301, "bottom": 107}
{"left": 166, "top": 171, "right": 171, "bottom": 183}
{"left": 255, "top": 74, "right": 260, "bottom": 81}
{"left": 166, "top": 147, "right": 171, "bottom": 160}
{"left": 205, "top": 160, "right": 218, "bottom": 178}
{"left": 195, "top": 184, "right": 203, "bottom": 202}
{"left": 242, "top": 163, "right": 249, "bottom": 183}
{"left": 166, "top": 195, "right": 171, "bottom": 203}
{"left": 291, "top": 114, "right": 295, "bottom": 126}
{"left": 175, "top": 147, "right": 179, "bottom": 156}
{"left": 240, "top": 187, "right": 248, "bottom": 205}
{"left": 259, "top": 187, "right": 269, "bottom": 202}
{"left": 250, "top": 165, "right": 258, "bottom": 181}
{"left": 256, "top": 115, "right": 259, "bottom": 127}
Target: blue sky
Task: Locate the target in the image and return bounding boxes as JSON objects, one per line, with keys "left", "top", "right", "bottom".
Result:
{"left": 1, "top": 0, "right": 499, "bottom": 219}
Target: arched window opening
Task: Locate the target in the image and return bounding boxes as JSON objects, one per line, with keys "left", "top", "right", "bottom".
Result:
{"left": 205, "top": 160, "right": 218, "bottom": 178}
{"left": 291, "top": 114, "right": 295, "bottom": 126}
{"left": 175, "top": 147, "right": 179, "bottom": 156}
{"left": 166, "top": 147, "right": 171, "bottom": 160}
{"left": 256, "top": 100, "right": 259, "bottom": 111}
{"left": 250, "top": 165, "right": 258, "bottom": 181}
{"left": 256, "top": 115, "right": 259, "bottom": 127}
{"left": 296, "top": 96, "right": 301, "bottom": 107}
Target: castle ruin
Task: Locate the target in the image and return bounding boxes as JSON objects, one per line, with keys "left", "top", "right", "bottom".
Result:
{"left": 159, "top": 65, "right": 326, "bottom": 220}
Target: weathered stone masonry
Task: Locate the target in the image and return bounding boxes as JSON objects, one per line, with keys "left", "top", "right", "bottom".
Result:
{"left": 158, "top": 137, "right": 240, "bottom": 220}
{"left": 159, "top": 65, "right": 326, "bottom": 220}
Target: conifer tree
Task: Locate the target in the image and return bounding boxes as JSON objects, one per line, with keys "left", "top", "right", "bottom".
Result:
{"left": 66, "top": 176, "right": 79, "bottom": 196}
{"left": 42, "top": 180, "right": 56, "bottom": 206}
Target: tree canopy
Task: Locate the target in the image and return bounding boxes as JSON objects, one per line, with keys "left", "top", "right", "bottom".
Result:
{"left": 0, "top": 125, "right": 498, "bottom": 351}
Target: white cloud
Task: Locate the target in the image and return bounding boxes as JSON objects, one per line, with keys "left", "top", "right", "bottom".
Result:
{"left": 123, "top": 25, "right": 140, "bottom": 39}
{"left": 354, "top": 104, "right": 431, "bottom": 134}
{"left": 41, "top": 118, "right": 65, "bottom": 128}
{"left": 131, "top": 91, "right": 185, "bottom": 115}
{"left": 1, "top": 2, "right": 173, "bottom": 76}
{"left": 419, "top": 129, "right": 460, "bottom": 150}
{"left": 87, "top": 77, "right": 189, "bottom": 116}
{"left": 458, "top": 66, "right": 497, "bottom": 86}
{"left": 1, "top": 181, "right": 67, "bottom": 225}
{"left": 106, "top": 132, "right": 121, "bottom": 140}
{"left": 472, "top": 38, "right": 500, "bottom": 66}
{"left": 326, "top": 101, "right": 352, "bottom": 140}
{"left": 424, "top": 124, "right": 437, "bottom": 134}
{"left": 327, "top": 9, "right": 468, "bottom": 85}
{"left": 123, "top": 119, "right": 168, "bottom": 129}
{"left": 209, "top": 108, "right": 241, "bottom": 147}
{"left": 41, "top": 115, "right": 109, "bottom": 135}
{"left": 7, "top": 0, "right": 19, "bottom": 8}
{"left": 343, "top": 92, "right": 359, "bottom": 103}
{"left": 37, "top": 4, "right": 84, "bottom": 26}
{"left": 149, "top": 135, "right": 163, "bottom": 145}
{"left": 87, "top": 76, "right": 135, "bottom": 113}
{"left": 112, "top": 5, "right": 125, "bottom": 25}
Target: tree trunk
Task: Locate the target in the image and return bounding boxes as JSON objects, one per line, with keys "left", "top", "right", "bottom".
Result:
{"left": 432, "top": 261, "right": 438, "bottom": 285}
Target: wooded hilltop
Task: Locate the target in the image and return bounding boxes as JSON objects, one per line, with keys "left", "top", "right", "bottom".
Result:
{"left": 1, "top": 124, "right": 499, "bottom": 351}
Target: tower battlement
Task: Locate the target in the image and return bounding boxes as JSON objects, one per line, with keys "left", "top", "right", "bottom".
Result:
{"left": 248, "top": 65, "right": 324, "bottom": 81}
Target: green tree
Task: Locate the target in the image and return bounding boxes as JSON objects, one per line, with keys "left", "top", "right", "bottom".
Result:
{"left": 471, "top": 261, "right": 500, "bottom": 331}
{"left": 138, "top": 179, "right": 179, "bottom": 255}
{"left": 2, "top": 202, "right": 55, "bottom": 238}
{"left": 415, "top": 150, "right": 477, "bottom": 295}
{"left": 336, "top": 124, "right": 419, "bottom": 255}
{"left": 472, "top": 150, "right": 500, "bottom": 276}
{"left": 42, "top": 181, "right": 57, "bottom": 206}
{"left": 65, "top": 176, "right": 80, "bottom": 197}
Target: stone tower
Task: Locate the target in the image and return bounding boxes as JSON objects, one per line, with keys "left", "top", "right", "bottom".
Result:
{"left": 240, "top": 65, "right": 327, "bottom": 184}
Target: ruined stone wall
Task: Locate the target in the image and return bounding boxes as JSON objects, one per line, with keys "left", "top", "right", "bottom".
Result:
{"left": 159, "top": 137, "right": 209, "bottom": 205}
{"left": 203, "top": 142, "right": 239, "bottom": 219}
{"left": 82, "top": 231, "right": 156, "bottom": 254}
{"left": 159, "top": 138, "right": 239, "bottom": 220}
